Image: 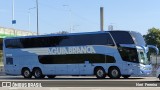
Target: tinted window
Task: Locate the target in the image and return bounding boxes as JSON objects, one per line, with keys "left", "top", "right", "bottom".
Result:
{"left": 6, "top": 57, "right": 13, "bottom": 65}
{"left": 5, "top": 33, "right": 115, "bottom": 48}
{"left": 118, "top": 47, "right": 139, "bottom": 63}
{"left": 38, "top": 54, "right": 115, "bottom": 64}
{"left": 109, "top": 31, "right": 134, "bottom": 44}
{"left": 5, "top": 39, "right": 22, "bottom": 48}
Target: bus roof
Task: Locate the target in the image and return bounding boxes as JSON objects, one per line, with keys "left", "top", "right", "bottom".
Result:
{"left": 4, "top": 30, "right": 136, "bottom": 40}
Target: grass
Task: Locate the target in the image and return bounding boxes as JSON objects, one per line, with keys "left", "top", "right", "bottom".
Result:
{"left": 0, "top": 62, "right": 3, "bottom": 66}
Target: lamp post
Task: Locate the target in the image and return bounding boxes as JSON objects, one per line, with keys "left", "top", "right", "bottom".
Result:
{"left": 12, "top": 0, "right": 16, "bottom": 35}
{"left": 100, "top": 7, "right": 104, "bottom": 31}
{"left": 36, "top": 0, "right": 39, "bottom": 35}
{"left": 28, "top": 7, "right": 36, "bottom": 31}
{"left": 12, "top": 0, "right": 15, "bottom": 23}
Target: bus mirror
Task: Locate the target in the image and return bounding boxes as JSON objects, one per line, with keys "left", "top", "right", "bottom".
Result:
{"left": 147, "top": 45, "right": 159, "bottom": 55}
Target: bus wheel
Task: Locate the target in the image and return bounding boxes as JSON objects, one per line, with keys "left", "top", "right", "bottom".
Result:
{"left": 33, "top": 68, "right": 44, "bottom": 79}
{"left": 158, "top": 75, "right": 160, "bottom": 80}
{"left": 95, "top": 67, "right": 106, "bottom": 79}
{"left": 22, "top": 68, "right": 32, "bottom": 78}
{"left": 108, "top": 67, "right": 121, "bottom": 79}
{"left": 47, "top": 75, "right": 56, "bottom": 79}
{"left": 122, "top": 75, "right": 130, "bottom": 79}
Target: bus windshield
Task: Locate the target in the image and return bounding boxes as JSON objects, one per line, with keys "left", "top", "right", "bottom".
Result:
{"left": 138, "top": 50, "right": 149, "bottom": 65}
{"left": 130, "top": 31, "right": 146, "bottom": 46}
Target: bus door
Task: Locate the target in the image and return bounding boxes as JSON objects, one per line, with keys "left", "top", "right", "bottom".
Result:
{"left": 121, "top": 47, "right": 139, "bottom": 75}
{"left": 79, "top": 61, "right": 93, "bottom": 75}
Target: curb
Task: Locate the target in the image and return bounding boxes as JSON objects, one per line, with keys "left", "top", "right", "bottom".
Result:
{"left": 0, "top": 72, "right": 5, "bottom": 76}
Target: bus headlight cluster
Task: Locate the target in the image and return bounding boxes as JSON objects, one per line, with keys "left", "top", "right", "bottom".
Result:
{"left": 140, "top": 67, "right": 151, "bottom": 70}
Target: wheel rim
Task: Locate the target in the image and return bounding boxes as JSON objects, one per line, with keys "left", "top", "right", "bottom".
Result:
{"left": 111, "top": 69, "right": 119, "bottom": 78}
{"left": 97, "top": 69, "right": 104, "bottom": 77}
{"left": 24, "top": 70, "right": 30, "bottom": 77}
{"left": 35, "top": 70, "right": 41, "bottom": 77}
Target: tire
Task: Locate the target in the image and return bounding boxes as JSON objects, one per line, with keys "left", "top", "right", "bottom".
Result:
{"left": 122, "top": 75, "right": 130, "bottom": 79}
{"left": 95, "top": 67, "right": 106, "bottom": 79}
{"left": 47, "top": 75, "right": 56, "bottom": 79}
{"left": 158, "top": 75, "right": 160, "bottom": 80}
{"left": 108, "top": 67, "right": 121, "bottom": 79}
{"left": 22, "top": 68, "right": 32, "bottom": 79}
{"left": 33, "top": 68, "right": 44, "bottom": 79}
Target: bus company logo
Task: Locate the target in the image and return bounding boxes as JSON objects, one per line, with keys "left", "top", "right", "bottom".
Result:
{"left": 48, "top": 46, "right": 96, "bottom": 55}
{"left": 2, "top": 82, "right": 11, "bottom": 87}
{"left": 21, "top": 46, "right": 96, "bottom": 55}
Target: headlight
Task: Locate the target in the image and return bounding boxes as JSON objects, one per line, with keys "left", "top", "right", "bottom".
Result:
{"left": 140, "top": 67, "right": 151, "bottom": 70}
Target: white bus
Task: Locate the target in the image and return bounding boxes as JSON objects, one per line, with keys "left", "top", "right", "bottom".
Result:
{"left": 3, "top": 31, "right": 157, "bottom": 79}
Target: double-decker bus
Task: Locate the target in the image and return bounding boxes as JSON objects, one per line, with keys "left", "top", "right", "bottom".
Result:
{"left": 3, "top": 31, "right": 157, "bottom": 79}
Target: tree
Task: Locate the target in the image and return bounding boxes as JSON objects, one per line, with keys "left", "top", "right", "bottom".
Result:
{"left": 143, "top": 27, "right": 160, "bottom": 54}
{"left": 56, "top": 31, "right": 69, "bottom": 34}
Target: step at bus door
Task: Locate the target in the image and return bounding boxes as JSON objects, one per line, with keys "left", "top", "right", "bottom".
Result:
{"left": 123, "top": 62, "right": 138, "bottom": 75}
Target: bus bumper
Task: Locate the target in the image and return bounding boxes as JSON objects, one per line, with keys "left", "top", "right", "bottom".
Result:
{"left": 5, "top": 69, "right": 21, "bottom": 75}
{"left": 139, "top": 70, "right": 152, "bottom": 76}
{"left": 138, "top": 64, "right": 152, "bottom": 76}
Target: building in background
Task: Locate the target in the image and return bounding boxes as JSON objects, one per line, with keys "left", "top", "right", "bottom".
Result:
{"left": 0, "top": 27, "right": 36, "bottom": 66}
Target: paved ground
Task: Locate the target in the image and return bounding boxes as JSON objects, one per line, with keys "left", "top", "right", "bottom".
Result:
{"left": 0, "top": 75, "right": 158, "bottom": 80}
{"left": 0, "top": 76, "right": 159, "bottom": 90}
